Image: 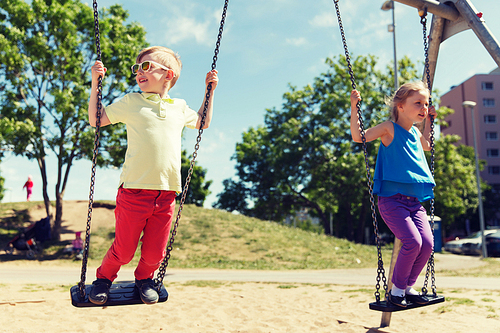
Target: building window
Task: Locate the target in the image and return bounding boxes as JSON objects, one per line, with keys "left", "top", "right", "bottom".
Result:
{"left": 488, "top": 149, "right": 500, "bottom": 157}
{"left": 484, "top": 115, "right": 497, "bottom": 124}
{"left": 482, "top": 82, "right": 494, "bottom": 90}
{"left": 483, "top": 98, "right": 495, "bottom": 107}
{"left": 489, "top": 166, "right": 500, "bottom": 175}
{"left": 486, "top": 132, "right": 498, "bottom": 140}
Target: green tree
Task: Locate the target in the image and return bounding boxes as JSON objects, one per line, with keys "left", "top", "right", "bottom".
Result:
{"left": 0, "top": 0, "right": 147, "bottom": 240}
{"left": 429, "top": 106, "right": 489, "bottom": 236}
{"left": 482, "top": 187, "right": 499, "bottom": 228}
{"left": 215, "top": 54, "right": 480, "bottom": 243}
{"left": 430, "top": 135, "right": 482, "bottom": 236}
{"left": 180, "top": 150, "right": 212, "bottom": 207}
{"left": 0, "top": 169, "right": 4, "bottom": 201}
{"left": 213, "top": 178, "right": 249, "bottom": 214}
{"left": 216, "top": 54, "right": 399, "bottom": 241}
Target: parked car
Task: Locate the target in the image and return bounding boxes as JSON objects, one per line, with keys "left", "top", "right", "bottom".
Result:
{"left": 444, "top": 230, "right": 499, "bottom": 255}
{"left": 467, "top": 229, "right": 500, "bottom": 256}
{"left": 485, "top": 230, "right": 500, "bottom": 257}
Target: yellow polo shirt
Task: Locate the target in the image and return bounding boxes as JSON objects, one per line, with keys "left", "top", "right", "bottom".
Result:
{"left": 104, "top": 92, "right": 199, "bottom": 192}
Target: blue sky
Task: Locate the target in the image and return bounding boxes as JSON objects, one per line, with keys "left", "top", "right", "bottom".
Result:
{"left": 2, "top": 0, "right": 499, "bottom": 207}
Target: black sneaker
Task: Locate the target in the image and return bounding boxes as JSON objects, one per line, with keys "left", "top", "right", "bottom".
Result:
{"left": 406, "top": 293, "right": 430, "bottom": 305}
{"left": 135, "top": 278, "right": 159, "bottom": 304}
{"left": 89, "top": 278, "right": 112, "bottom": 305}
{"left": 388, "top": 291, "right": 408, "bottom": 308}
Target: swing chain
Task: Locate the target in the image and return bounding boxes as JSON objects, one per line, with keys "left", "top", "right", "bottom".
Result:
{"left": 154, "top": 0, "right": 229, "bottom": 289}
{"left": 420, "top": 8, "right": 437, "bottom": 296}
{"left": 78, "top": 0, "right": 103, "bottom": 299}
{"left": 333, "top": 0, "right": 387, "bottom": 303}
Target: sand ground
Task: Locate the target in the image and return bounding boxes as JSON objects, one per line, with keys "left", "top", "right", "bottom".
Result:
{"left": 1, "top": 201, "right": 499, "bottom": 333}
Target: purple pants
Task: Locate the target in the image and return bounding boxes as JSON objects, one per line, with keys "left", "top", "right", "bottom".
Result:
{"left": 378, "top": 194, "right": 433, "bottom": 289}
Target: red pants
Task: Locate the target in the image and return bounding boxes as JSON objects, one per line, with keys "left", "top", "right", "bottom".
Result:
{"left": 96, "top": 187, "right": 176, "bottom": 281}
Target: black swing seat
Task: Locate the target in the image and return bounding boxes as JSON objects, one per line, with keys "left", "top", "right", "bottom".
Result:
{"left": 369, "top": 294, "right": 444, "bottom": 312}
{"left": 70, "top": 281, "right": 168, "bottom": 307}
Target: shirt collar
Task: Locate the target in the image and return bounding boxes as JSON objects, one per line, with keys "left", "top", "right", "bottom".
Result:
{"left": 142, "top": 92, "right": 174, "bottom": 104}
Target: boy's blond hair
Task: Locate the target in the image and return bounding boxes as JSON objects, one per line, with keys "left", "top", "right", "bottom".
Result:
{"left": 137, "top": 46, "right": 182, "bottom": 87}
{"left": 387, "top": 81, "right": 429, "bottom": 122}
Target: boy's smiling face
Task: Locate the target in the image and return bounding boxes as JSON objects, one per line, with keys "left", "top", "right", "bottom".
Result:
{"left": 135, "top": 53, "right": 174, "bottom": 96}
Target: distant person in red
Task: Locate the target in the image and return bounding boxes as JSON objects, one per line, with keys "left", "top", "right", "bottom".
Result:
{"left": 23, "top": 175, "right": 34, "bottom": 201}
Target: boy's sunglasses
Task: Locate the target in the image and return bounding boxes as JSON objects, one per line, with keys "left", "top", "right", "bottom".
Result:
{"left": 131, "top": 60, "right": 172, "bottom": 75}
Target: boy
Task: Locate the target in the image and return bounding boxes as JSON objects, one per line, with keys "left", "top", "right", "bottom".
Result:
{"left": 87, "top": 46, "right": 219, "bottom": 305}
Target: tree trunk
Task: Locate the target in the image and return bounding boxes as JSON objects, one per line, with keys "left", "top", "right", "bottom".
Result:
{"left": 321, "top": 213, "right": 331, "bottom": 235}
{"left": 345, "top": 203, "right": 354, "bottom": 241}
{"left": 54, "top": 191, "right": 63, "bottom": 242}
{"left": 37, "top": 156, "right": 52, "bottom": 224}
{"left": 356, "top": 201, "right": 367, "bottom": 244}
{"left": 302, "top": 199, "right": 329, "bottom": 235}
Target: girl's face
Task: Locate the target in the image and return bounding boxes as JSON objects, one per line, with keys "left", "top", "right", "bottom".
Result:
{"left": 397, "top": 89, "right": 430, "bottom": 124}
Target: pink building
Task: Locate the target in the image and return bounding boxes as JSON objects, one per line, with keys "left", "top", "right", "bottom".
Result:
{"left": 440, "top": 68, "right": 500, "bottom": 190}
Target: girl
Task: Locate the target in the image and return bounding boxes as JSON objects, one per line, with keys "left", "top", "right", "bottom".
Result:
{"left": 350, "top": 81, "right": 437, "bottom": 308}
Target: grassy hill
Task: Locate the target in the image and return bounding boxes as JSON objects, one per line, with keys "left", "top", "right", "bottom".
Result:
{"left": 3, "top": 202, "right": 500, "bottom": 278}
{"left": 94, "top": 204, "right": 382, "bottom": 270}
{"left": 1, "top": 201, "right": 384, "bottom": 269}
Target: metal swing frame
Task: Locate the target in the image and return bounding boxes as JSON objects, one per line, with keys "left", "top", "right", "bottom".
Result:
{"left": 71, "top": 0, "right": 229, "bottom": 307}
{"left": 332, "top": 0, "right": 444, "bottom": 319}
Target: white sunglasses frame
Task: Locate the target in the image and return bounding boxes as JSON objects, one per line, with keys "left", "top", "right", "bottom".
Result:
{"left": 131, "top": 60, "right": 174, "bottom": 76}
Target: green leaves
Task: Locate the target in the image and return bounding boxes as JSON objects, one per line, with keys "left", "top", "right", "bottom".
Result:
{"left": 431, "top": 134, "right": 483, "bottom": 230}
{"left": 0, "top": 0, "right": 148, "bottom": 239}
{"left": 0, "top": 0, "right": 147, "bottom": 165}
{"left": 215, "top": 54, "right": 481, "bottom": 241}
{"left": 216, "top": 54, "right": 399, "bottom": 238}
{"left": 181, "top": 150, "right": 212, "bottom": 207}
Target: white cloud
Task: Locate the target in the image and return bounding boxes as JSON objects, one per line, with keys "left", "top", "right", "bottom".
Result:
{"left": 165, "top": 16, "right": 213, "bottom": 46}
{"left": 156, "top": 3, "right": 222, "bottom": 47}
{"left": 310, "top": 12, "right": 336, "bottom": 27}
{"left": 201, "top": 130, "right": 227, "bottom": 154}
{"left": 286, "top": 37, "right": 307, "bottom": 47}
{"left": 307, "top": 56, "right": 330, "bottom": 76}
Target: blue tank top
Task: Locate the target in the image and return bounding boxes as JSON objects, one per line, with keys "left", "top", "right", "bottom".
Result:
{"left": 373, "top": 122, "right": 435, "bottom": 202}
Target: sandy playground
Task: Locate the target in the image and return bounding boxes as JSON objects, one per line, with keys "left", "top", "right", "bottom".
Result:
{"left": 1, "top": 201, "right": 499, "bottom": 333}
